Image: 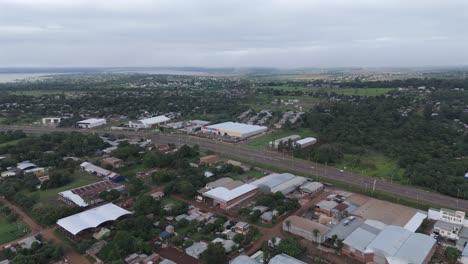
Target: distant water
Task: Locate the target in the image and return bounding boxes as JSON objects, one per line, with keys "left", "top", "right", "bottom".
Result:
{"left": 0, "top": 73, "right": 57, "bottom": 83}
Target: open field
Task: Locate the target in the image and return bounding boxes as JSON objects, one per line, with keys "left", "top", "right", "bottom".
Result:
{"left": 230, "top": 170, "right": 264, "bottom": 181}
{"left": 33, "top": 172, "right": 100, "bottom": 209}
{"left": 258, "top": 86, "right": 394, "bottom": 96}
{"left": 335, "top": 152, "right": 405, "bottom": 183}
{"left": 245, "top": 128, "right": 316, "bottom": 149}
{"left": 0, "top": 216, "right": 30, "bottom": 244}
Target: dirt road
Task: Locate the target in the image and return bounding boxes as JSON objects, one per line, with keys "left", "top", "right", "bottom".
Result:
{"left": 0, "top": 197, "right": 89, "bottom": 264}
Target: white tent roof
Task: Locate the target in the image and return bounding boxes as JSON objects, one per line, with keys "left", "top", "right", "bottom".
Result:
{"left": 205, "top": 122, "right": 267, "bottom": 134}
{"left": 77, "top": 118, "right": 105, "bottom": 124}
{"left": 59, "top": 190, "right": 88, "bottom": 207}
{"left": 203, "top": 184, "right": 257, "bottom": 203}
{"left": 57, "top": 203, "right": 131, "bottom": 235}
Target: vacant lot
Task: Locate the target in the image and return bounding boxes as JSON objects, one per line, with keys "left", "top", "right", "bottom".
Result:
{"left": 335, "top": 152, "right": 405, "bottom": 183}
{"left": 0, "top": 216, "right": 30, "bottom": 244}
{"left": 33, "top": 171, "right": 100, "bottom": 209}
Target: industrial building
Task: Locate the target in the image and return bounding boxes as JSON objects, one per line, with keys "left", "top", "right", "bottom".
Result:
{"left": 322, "top": 216, "right": 436, "bottom": 264}
{"left": 57, "top": 203, "right": 131, "bottom": 239}
{"left": 80, "top": 162, "right": 124, "bottom": 182}
{"left": 128, "top": 115, "right": 170, "bottom": 129}
{"left": 299, "top": 181, "right": 324, "bottom": 194}
{"left": 294, "top": 137, "right": 317, "bottom": 149}
{"left": 77, "top": 118, "right": 107, "bottom": 129}
{"left": 41, "top": 117, "right": 62, "bottom": 126}
{"left": 283, "top": 215, "right": 330, "bottom": 243}
{"left": 203, "top": 184, "right": 257, "bottom": 210}
{"left": 251, "top": 173, "right": 307, "bottom": 195}
{"left": 201, "top": 122, "right": 268, "bottom": 138}
{"left": 269, "top": 135, "right": 301, "bottom": 149}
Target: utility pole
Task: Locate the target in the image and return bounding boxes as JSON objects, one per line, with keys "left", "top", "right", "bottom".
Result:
{"left": 372, "top": 179, "right": 376, "bottom": 193}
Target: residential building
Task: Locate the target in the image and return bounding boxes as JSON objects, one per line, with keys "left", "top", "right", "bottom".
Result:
{"left": 199, "top": 155, "right": 221, "bottom": 165}
{"left": 269, "top": 254, "right": 307, "bottom": 264}
{"left": 234, "top": 222, "right": 250, "bottom": 234}
{"left": 101, "top": 157, "right": 124, "bottom": 168}
{"left": 185, "top": 242, "right": 208, "bottom": 259}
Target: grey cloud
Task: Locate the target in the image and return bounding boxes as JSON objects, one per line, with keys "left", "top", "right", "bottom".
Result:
{"left": 0, "top": 0, "right": 467, "bottom": 67}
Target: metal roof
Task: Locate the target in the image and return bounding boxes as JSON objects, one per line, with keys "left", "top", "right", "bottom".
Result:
{"left": 59, "top": 190, "right": 88, "bottom": 207}
{"left": 269, "top": 254, "right": 307, "bottom": 264}
{"left": 324, "top": 216, "right": 366, "bottom": 240}
{"left": 17, "top": 161, "right": 37, "bottom": 171}
{"left": 343, "top": 220, "right": 385, "bottom": 253}
{"left": 57, "top": 203, "right": 131, "bottom": 235}
{"left": 393, "top": 233, "right": 436, "bottom": 264}
{"left": 205, "top": 122, "right": 267, "bottom": 134}
{"left": 140, "top": 115, "right": 170, "bottom": 125}
{"left": 203, "top": 184, "right": 257, "bottom": 203}
{"left": 366, "top": 226, "right": 412, "bottom": 256}
{"left": 295, "top": 137, "right": 317, "bottom": 145}
{"left": 404, "top": 212, "right": 427, "bottom": 232}
{"left": 300, "top": 181, "right": 323, "bottom": 193}
{"left": 252, "top": 173, "right": 295, "bottom": 188}
{"left": 229, "top": 255, "right": 260, "bottom": 264}
{"left": 77, "top": 118, "right": 106, "bottom": 124}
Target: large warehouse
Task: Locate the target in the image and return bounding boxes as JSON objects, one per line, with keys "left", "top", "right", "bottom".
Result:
{"left": 203, "top": 184, "right": 257, "bottom": 209}
{"left": 128, "top": 115, "right": 170, "bottom": 129}
{"left": 201, "top": 122, "right": 267, "bottom": 138}
{"left": 77, "top": 118, "right": 107, "bottom": 129}
{"left": 251, "top": 173, "right": 307, "bottom": 195}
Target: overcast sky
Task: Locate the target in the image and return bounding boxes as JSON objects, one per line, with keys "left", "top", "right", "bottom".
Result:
{"left": 0, "top": 0, "right": 467, "bottom": 68}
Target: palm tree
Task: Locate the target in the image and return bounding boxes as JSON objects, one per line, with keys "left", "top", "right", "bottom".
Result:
{"left": 312, "top": 228, "right": 320, "bottom": 242}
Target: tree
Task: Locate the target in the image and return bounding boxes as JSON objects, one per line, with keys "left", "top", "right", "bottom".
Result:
{"left": 276, "top": 237, "right": 303, "bottom": 257}
{"left": 200, "top": 242, "right": 227, "bottom": 264}
{"left": 233, "top": 233, "right": 244, "bottom": 244}
{"left": 445, "top": 247, "right": 461, "bottom": 264}
{"left": 312, "top": 228, "right": 320, "bottom": 241}
{"left": 285, "top": 220, "right": 291, "bottom": 232}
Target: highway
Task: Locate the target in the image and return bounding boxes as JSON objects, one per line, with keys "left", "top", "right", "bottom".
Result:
{"left": 2, "top": 125, "right": 467, "bottom": 211}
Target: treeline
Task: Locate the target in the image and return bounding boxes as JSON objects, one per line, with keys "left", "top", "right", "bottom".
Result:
{"left": 301, "top": 94, "right": 468, "bottom": 197}
{"left": 0, "top": 130, "right": 26, "bottom": 144}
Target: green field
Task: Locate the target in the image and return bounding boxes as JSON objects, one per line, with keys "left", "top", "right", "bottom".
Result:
{"left": 230, "top": 170, "right": 264, "bottom": 181}
{"left": 335, "top": 152, "right": 405, "bottom": 183}
{"left": 245, "top": 128, "right": 316, "bottom": 149}
{"left": 259, "top": 86, "right": 394, "bottom": 96}
{"left": 33, "top": 172, "right": 100, "bottom": 209}
{"left": 0, "top": 216, "right": 30, "bottom": 244}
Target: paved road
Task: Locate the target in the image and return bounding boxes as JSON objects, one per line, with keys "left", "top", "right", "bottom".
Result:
{"left": 2, "top": 125, "right": 467, "bottom": 211}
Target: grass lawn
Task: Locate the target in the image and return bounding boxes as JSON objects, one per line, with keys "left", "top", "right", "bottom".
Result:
{"left": 161, "top": 198, "right": 183, "bottom": 207}
{"left": 117, "top": 163, "right": 148, "bottom": 177}
{"left": 335, "top": 152, "right": 405, "bottom": 183}
{"left": 0, "top": 138, "right": 26, "bottom": 148}
{"left": 33, "top": 172, "right": 100, "bottom": 209}
{"left": 245, "top": 128, "right": 316, "bottom": 149}
{"left": 0, "top": 216, "right": 30, "bottom": 244}
{"left": 230, "top": 170, "right": 265, "bottom": 181}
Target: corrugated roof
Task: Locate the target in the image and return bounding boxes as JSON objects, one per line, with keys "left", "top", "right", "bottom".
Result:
{"left": 59, "top": 190, "right": 88, "bottom": 207}
{"left": 295, "top": 137, "right": 317, "bottom": 145}
{"left": 140, "top": 115, "right": 170, "bottom": 125}
{"left": 57, "top": 203, "right": 131, "bottom": 235}
{"left": 229, "top": 255, "right": 259, "bottom": 264}
{"left": 366, "top": 226, "right": 412, "bottom": 255}
{"left": 203, "top": 184, "right": 257, "bottom": 203}
{"left": 205, "top": 122, "right": 267, "bottom": 134}
{"left": 17, "top": 161, "right": 37, "bottom": 171}
{"left": 77, "top": 118, "right": 105, "bottom": 124}
{"left": 403, "top": 212, "right": 427, "bottom": 232}
{"left": 269, "top": 254, "right": 307, "bottom": 264}
{"left": 393, "top": 233, "right": 436, "bottom": 264}
{"left": 300, "top": 182, "right": 323, "bottom": 193}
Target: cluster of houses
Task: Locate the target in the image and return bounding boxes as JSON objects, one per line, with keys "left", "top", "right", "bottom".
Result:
{"left": 1, "top": 161, "right": 47, "bottom": 182}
